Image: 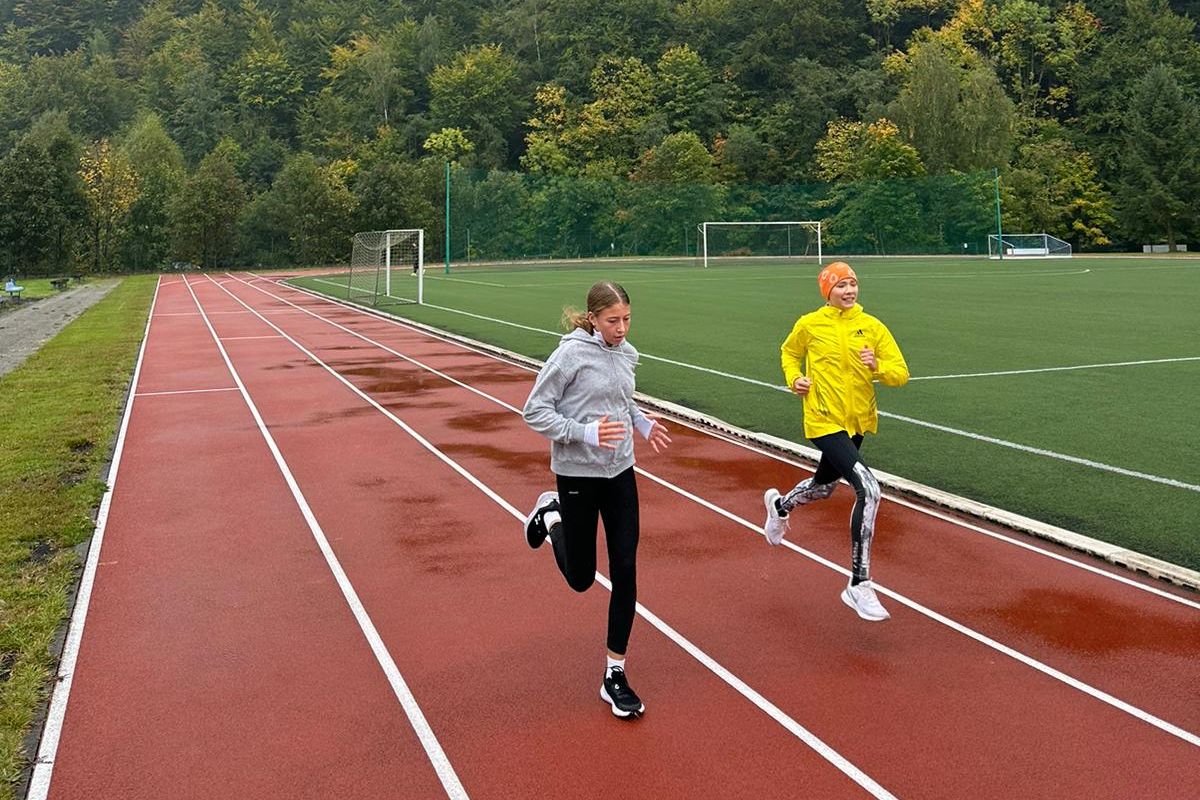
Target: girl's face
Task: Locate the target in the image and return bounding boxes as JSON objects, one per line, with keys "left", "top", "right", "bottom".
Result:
{"left": 590, "top": 302, "right": 631, "bottom": 346}
{"left": 828, "top": 278, "right": 858, "bottom": 309}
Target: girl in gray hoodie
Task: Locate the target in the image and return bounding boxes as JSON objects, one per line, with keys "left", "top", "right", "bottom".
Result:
{"left": 522, "top": 281, "right": 671, "bottom": 719}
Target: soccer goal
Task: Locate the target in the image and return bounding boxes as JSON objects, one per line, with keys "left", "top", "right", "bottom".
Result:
{"left": 346, "top": 229, "right": 424, "bottom": 306}
{"left": 698, "top": 221, "right": 822, "bottom": 268}
{"left": 987, "top": 233, "right": 1072, "bottom": 259}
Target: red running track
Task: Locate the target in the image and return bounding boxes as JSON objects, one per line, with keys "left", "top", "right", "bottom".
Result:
{"left": 29, "top": 273, "right": 1200, "bottom": 799}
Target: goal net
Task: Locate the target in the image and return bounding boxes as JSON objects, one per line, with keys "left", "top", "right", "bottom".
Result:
{"left": 698, "top": 221, "right": 822, "bottom": 268}
{"left": 988, "top": 233, "right": 1072, "bottom": 259}
{"left": 346, "top": 229, "right": 424, "bottom": 306}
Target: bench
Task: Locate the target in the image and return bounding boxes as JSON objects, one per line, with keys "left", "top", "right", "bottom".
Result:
{"left": 50, "top": 277, "right": 69, "bottom": 291}
{"left": 4, "top": 279, "right": 23, "bottom": 300}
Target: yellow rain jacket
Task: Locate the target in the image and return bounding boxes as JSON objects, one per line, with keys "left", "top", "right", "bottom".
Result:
{"left": 780, "top": 303, "right": 909, "bottom": 440}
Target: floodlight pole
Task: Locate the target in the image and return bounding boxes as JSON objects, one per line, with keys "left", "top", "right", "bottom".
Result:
{"left": 444, "top": 161, "right": 451, "bottom": 274}
{"left": 993, "top": 167, "right": 1003, "bottom": 261}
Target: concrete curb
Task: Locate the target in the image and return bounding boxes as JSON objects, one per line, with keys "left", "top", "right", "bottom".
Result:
{"left": 279, "top": 278, "right": 1200, "bottom": 594}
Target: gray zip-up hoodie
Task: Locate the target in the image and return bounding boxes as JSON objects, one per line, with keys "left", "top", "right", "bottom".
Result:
{"left": 523, "top": 328, "right": 652, "bottom": 478}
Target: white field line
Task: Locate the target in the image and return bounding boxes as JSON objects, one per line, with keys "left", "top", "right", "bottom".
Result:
{"left": 350, "top": 298, "right": 1200, "bottom": 493}
{"left": 883, "top": 411, "right": 1200, "bottom": 492}
{"left": 211, "top": 274, "right": 899, "bottom": 797}
{"left": 913, "top": 356, "right": 1200, "bottom": 381}
{"left": 424, "top": 274, "right": 507, "bottom": 288}
{"left": 232, "top": 274, "right": 1200, "bottom": 747}
{"left": 183, "top": 276, "right": 468, "bottom": 799}
{"left": 28, "top": 277, "right": 163, "bottom": 799}
{"left": 309, "top": 276, "right": 425, "bottom": 304}
{"left": 267, "top": 274, "right": 1200, "bottom": 602}
{"left": 860, "top": 267, "right": 1091, "bottom": 280}
{"left": 448, "top": 266, "right": 1095, "bottom": 290}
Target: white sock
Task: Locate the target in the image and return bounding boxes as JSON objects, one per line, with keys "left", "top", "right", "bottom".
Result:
{"left": 606, "top": 655, "right": 624, "bottom": 677}
{"left": 543, "top": 509, "right": 561, "bottom": 530}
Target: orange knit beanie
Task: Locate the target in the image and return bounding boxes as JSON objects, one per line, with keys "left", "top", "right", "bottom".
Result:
{"left": 817, "top": 261, "right": 857, "bottom": 299}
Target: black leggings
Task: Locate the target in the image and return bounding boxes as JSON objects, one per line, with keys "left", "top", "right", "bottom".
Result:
{"left": 780, "top": 432, "right": 881, "bottom": 583}
{"left": 552, "top": 467, "right": 639, "bottom": 655}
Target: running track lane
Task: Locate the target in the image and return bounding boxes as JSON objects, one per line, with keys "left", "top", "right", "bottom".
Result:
{"left": 216, "top": 272, "right": 1198, "bottom": 798}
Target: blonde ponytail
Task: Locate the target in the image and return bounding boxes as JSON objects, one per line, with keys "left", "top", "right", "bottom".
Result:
{"left": 561, "top": 306, "right": 592, "bottom": 333}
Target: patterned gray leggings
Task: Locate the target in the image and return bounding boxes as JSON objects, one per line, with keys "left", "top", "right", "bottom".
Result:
{"left": 780, "top": 432, "right": 881, "bottom": 583}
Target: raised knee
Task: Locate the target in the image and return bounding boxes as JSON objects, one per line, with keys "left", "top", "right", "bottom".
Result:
{"left": 862, "top": 473, "right": 880, "bottom": 504}
{"left": 567, "top": 573, "right": 595, "bottom": 593}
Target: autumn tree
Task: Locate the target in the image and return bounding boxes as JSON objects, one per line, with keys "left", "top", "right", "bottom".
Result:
{"left": 429, "top": 44, "right": 527, "bottom": 168}
{"left": 816, "top": 118, "right": 931, "bottom": 253}
{"left": 888, "top": 38, "right": 1014, "bottom": 174}
{"left": 1003, "top": 125, "right": 1113, "bottom": 247}
{"left": 170, "top": 146, "right": 246, "bottom": 267}
{"left": 118, "top": 111, "right": 185, "bottom": 271}
{"left": 79, "top": 138, "right": 139, "bottom": 272}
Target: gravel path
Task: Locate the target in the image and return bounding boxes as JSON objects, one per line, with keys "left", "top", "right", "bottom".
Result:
{"left": 0, "top": 280, "right": 121, "bottom": 378}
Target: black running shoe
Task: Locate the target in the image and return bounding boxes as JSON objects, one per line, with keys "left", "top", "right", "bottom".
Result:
{"left": 600, "top": 666, "right": 644, "bottom": 718}
{"left": 523, "top": 492, "right": 559, "bottom": 549}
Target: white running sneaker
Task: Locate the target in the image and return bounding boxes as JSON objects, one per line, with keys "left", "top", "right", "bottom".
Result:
{"left": 762, "top": 488, "right": 789, "bottom": 545}
{"left": 841, "top": 581, "right": 890, "bottom": 621}
{"left": 523, "top": 491, "right": 559, "bottom": 549}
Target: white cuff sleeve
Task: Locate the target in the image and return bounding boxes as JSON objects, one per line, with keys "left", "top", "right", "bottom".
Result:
{"left": 583, "top": 420, "right": 600, "bottom": 447}
{"left": 634, "top": 416, "right": 655, "bottom": 440}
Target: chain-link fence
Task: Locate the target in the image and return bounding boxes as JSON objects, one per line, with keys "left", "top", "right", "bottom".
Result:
{"left": 436, "top": 168, "right": 998, "bottom": 265}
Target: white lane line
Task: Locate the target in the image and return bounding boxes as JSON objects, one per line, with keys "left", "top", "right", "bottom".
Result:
{"left": 212, "top": 274, "right": 898, "bottom": 799}
{"left": 233, "top": 274, "right": 1200, "bottom": 748}
{"left": 28, "top": 277, "right": 163, "bottom": 799}
{"left": 184, "top": 277, "right": 468, "bottom": 800}
{"left": 638, "top": 469, "right": 1200, "bottom": 749}
{"left": 135, "top": 387, "right": 239, "bottom": 397}
{"left": 913, "top": 356, "right": 1200, "bottom": 380}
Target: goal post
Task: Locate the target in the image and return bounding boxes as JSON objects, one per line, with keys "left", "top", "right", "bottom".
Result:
{"left": 347, "top": 229, "right": 424, "bottom": 306}
{"left": 698, "top": 221, "right": 823, "bottom": 268}
{"left": 987, "top": 233, "right": 1072, "bottom": 259}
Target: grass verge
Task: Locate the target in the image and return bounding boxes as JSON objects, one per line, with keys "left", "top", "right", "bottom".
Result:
{"left": 0, "top": 275, "right": 154, "bottom": 798}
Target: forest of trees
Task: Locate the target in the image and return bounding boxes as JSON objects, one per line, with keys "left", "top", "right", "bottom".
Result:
{"left": 1, "top": 0, "right": 1199, "bottom": 273}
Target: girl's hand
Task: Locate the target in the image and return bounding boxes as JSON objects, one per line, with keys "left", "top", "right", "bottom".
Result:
{"left": 791, "top": 376, "right": 812, "bottom": 396}
{"left": 859, "top": 346, "right": 877, "bottom": 372}
{"left": 596, "top": 414, "right": 627, "bottom": 449}
{"left": 643, "top": 413, "right": 672, "bottom": 453}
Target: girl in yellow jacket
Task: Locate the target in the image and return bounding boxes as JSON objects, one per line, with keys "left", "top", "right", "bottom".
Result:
{"left": 762, "top": 261, "right": 909, "bottom": 621}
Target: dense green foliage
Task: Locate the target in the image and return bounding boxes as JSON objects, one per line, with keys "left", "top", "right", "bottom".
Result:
{"left": 1, "top": 0, "right": 1199, "bottom": 273}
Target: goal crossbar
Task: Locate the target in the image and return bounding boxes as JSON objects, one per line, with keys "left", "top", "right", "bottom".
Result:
{"left": 699, "top": 221, "right": 823, "bottom": 268}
